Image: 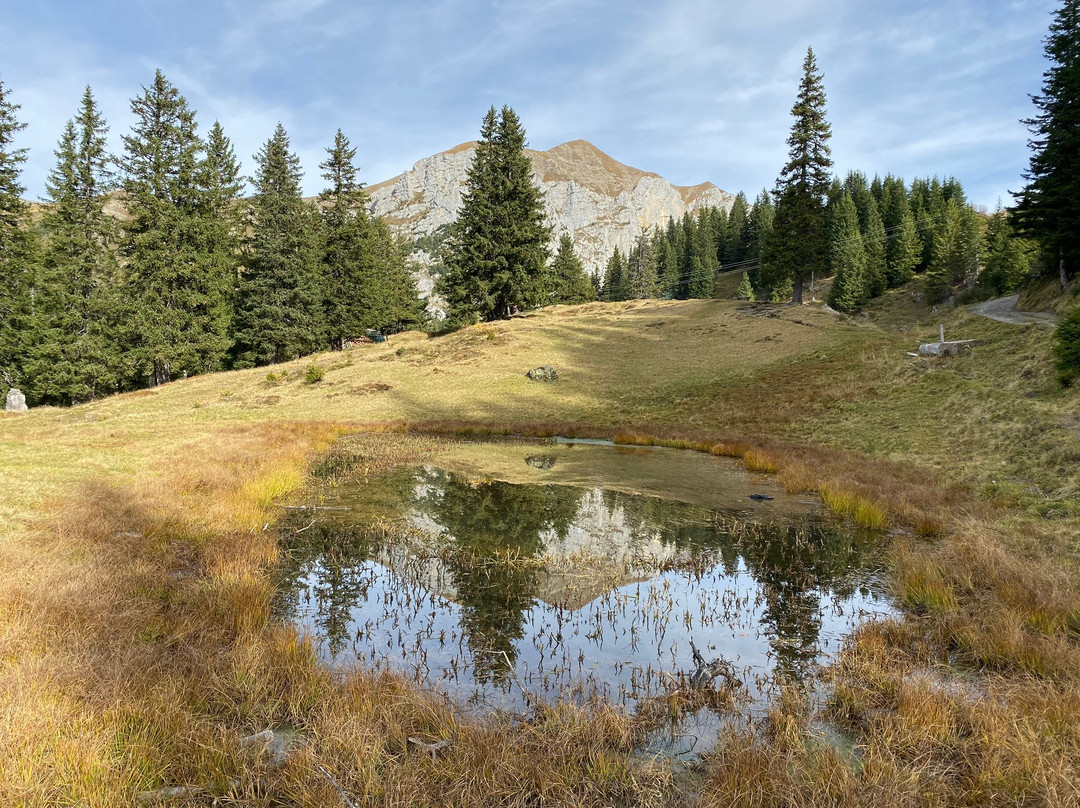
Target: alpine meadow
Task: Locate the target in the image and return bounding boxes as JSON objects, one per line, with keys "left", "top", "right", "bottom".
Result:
{"left": 2, "top": 2, "right": 1080, "bottom": 807}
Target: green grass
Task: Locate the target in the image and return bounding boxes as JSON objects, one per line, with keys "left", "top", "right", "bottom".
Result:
{"left": 3, "top": 296, "right": 1080, "bottom": 806}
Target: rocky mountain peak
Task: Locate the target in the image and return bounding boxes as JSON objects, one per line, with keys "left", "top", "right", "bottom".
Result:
{"left": 366, "top": 139, "right": 733, "bottom": 283}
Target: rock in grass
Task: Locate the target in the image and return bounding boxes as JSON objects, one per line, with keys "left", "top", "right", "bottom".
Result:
{"left": 526, "top": 366, "right": 558, "bottom": 382}
{"left": 5, "top": 388, "right": 27, "bottom": 412}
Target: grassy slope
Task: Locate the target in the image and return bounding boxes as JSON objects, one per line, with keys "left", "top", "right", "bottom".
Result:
{"left": 2, "top": 296, "right": 1080, "bottom": 806}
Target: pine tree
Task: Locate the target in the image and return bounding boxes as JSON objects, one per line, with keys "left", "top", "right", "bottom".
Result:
{"left": 0, "top": 76, "right": 35, "bottom": 390}
{"left": 736, "top": 272, "right": 755, "bottom": 301}
{"left": 120, "top": 70, "right": 231, "bottom": 386}
{"left": 233, "top": 123, "right": 325, "bottom": 366}
{"left": 980, "top": 206, "right": 1034, "bottom": 295}
{"left": 745, "top": 189, "right": 774, "bottom": 291}
{"left": 1055, "top": 305, "right": 1080, "bottom": 384}
{"left": 826, "top": 192, "right": 866, "bottom": 313}
{"left": 725, "top": 192, "right": 749, "bottom": 264}
{"left": 318, "top": 128, "right": 370, "bottom": 348}
{"left": 762, "top": 48, "right": 832, "bottom": 304}
{"left": 549, "top": 234, "right": 596, "bottom": 305}
{"left": 688, "top": 213, "right": 718, "bottom": 298}
{"left": 601, "top": 248, "right": 626, "bottom": 301}
{"left": 658, "top": 238, "right": 679, "bottom": 298}
{"left": 439, "top": 106, "right": 551, "bottom": 321}
{"left": 27, "top": 88, "right": 121, "bottom": 404}
{"left": 201, "top": 120, "right": 243, "bottom": 331}
{"left": 625, "top": 230, "right": 660, "bottom": 299}
{"left": 881, "top": 176, "right": 920, "bottom": 286}
{"left": 926, "top": 198, "right": 969, "bottom": 303}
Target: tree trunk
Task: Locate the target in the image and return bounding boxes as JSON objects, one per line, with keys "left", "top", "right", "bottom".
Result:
{"left": 152, "top": 359, "right": 171, "bottom": 387}
{"left": 792, "top": 276, "right": 804, "bottom": 305}
{"left": 1061, "top": 247, "right": 1068, "bottom": 291}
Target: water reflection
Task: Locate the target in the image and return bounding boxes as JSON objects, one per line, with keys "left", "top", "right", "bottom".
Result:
{"left": 277, "top": 452, "right": 891, "bottom": 725}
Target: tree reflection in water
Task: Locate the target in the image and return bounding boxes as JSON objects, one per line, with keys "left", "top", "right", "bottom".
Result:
{"left": 277, "top": 462, "right": 888, "bottom": 710}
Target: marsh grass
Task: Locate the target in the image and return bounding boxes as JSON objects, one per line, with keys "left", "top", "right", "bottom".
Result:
{"left": 3, "top": 298, "right": 1080, "bottom": 805}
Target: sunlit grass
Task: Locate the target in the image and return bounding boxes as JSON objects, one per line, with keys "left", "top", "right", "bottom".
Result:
{"left": 1, "top": 297, "right": 1079, "bottom": 805}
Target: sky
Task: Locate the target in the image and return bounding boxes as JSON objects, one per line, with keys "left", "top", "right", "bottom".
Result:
{"left": 1, "top": 0, "right": 1059, "bottom": 210}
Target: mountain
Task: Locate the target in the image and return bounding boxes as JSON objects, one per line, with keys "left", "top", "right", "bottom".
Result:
{"left": 365, "top": 139, "right": 734, "bottom": 289}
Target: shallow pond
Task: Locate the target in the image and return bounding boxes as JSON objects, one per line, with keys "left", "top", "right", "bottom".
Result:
{"left": 277, "top": 439, "right": 893, "bottom": 755}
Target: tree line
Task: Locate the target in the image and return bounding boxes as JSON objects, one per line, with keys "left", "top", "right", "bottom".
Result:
{"left": 0, "top": 70, "right": 423, "bottom": 406}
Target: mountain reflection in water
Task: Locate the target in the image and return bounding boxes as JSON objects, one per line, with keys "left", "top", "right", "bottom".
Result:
{"left": 277, "top": 455, "right": 892, "bottom": 720}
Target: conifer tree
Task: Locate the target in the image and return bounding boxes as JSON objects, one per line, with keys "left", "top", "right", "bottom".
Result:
{"left": 736, "top": 272, "right": 755, "bottom": 301}
{"left": 233, "top": 123, "right": 325, "bottom": 366}
{"left": 725, "top": 192, "right": 749, "bottom": 263}
{"left": 980, "top": 206, "right": 1034, "bottom": 295}
{"left": 601, "top": 248, "right": 626, "bottom": 301}
{"left": 27, "top": 88, "right": 121, "bottom": 403}
{"left": 688, "top": 214, "right": 718, "bottom": 298}
{"left": 201, "top": 121, "right": 243, "bottom": 327}
{"left": 318, "top": 128, "right": 375, "bottom": 347}
{"left": 925, "top": 198, "right": 968, "bottom": 303}
{"left": 0, "top": 76, "right": 35, "bottom": 389}
{"left": 548, "top": 234, "right": 596, "bottom": 305}
{"left": 826, "top": 192, "right": 866, "bottom": 313}
{"left": 881, "top": 176, "right": 920, "bottom": 286}
{"left": 658, "top": 238, "right": 679, "bottom": 298}
{"left": 744, "top": 189, "right": 774, "bottom": 291}
{"left": 120, "top": 70, "right": 231, "bottom": 386}
{"left": 625, "top": 230, "right": 660, "bottom": 299}
{"left": 1015, "top": 1, "right": 1080, "bottom": 287}
{"left": 761, "top": 48, "right": 832, "bottom": 304}
{"left": 439, "top": 106, "right": 551, "bottom": 321}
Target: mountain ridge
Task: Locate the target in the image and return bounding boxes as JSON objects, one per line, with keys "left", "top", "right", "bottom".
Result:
{"left": 365, "top": 139, "right": 734, "bottom": 284}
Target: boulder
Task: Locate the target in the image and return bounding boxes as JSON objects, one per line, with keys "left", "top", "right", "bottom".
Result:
{"left": 526, "top": 366, "right": 558, "bottom": 382}
{"left": 5, "top": 388, "right": 27, "bottom": 412}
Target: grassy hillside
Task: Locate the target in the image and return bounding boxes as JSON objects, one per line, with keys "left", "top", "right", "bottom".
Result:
{"left": 2, "top": 297, "right": 1079, "bottom": 806}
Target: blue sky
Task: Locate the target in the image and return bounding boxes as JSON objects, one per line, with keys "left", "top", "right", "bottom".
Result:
{"left": 2, "top": 0, "right": 1057, "bottom": 208}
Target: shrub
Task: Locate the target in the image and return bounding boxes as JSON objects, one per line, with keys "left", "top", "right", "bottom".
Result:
{"left": 303, "top": 364, "right": 325, "bottom": 385}
{"left": 1055, "top": 306, "right": 1080, "bottom": 385}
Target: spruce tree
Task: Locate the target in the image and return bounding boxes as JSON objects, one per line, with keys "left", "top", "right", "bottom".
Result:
{"left": 881, "top": 176, "right": 920, "bottom": 286}
{"left": 0, "top": 76, "right": 35, "bottom": 389}
{"left": 826, "top": 192, "right": 866, "bottom": 313}
{"left": 233, "top": 123, "right": 325, "bottom": 366}
{"left": 736, "top": 272, "right": 756, "bottom": 301}
{"left": 845, "top": 172, "right": 886, "bottom": 298}
{"left": 761, "top": 48, "right": 832, "bottom": 304}
{"left": 625, "top": 230, "right": 660, "bottom": 299}
{"left": 657, "top": 238, "right": 678, "bottom": 299}
{"left": 688, "top": 214, "right": 718, "bottom": 298}
{"left": 439, "top": 106, "right": 551, "bottom": 321}
{"left": 725, "top": 192, "right": 749, "bottom": 264}
{"left": 318, "top": 128, "right": 370, "bottom": 348}
{"left": 549, "top": 233, "right": 596, "bottom": 305}
{"left": 745, "top": 189, "right": 774, "bottom": 291}
{"left": 120, "top": 70, "right": 231, "bottom": 386}
{"left": 27, "top": 88, "right": 121, "bottom": 404}
{"left": 980, "top": 206, "right": 1034, "bottom": 295}
{"left": 926, "top": 198, "right": 968, "bottom": 303}
{"left": 601, "top": 248, "right": 626, "bottom": 301}
{"left": 201, "top": 121, "right": 243, "bottom": 331}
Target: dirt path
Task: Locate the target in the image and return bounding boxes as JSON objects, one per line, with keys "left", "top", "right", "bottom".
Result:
{"left": 970, "top": 294, "right": 1058, "bottom": 326}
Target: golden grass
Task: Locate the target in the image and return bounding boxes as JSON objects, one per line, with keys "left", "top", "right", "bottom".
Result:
{"left": 2, "top": 297, "right": 1080, "bottom": 805}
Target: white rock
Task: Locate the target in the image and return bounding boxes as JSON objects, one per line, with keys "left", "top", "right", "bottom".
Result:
{"left": 365, "top": 139, "right": 735, "bottom": 300}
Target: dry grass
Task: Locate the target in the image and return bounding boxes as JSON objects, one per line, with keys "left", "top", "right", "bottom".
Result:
{"left": 2, "top": 297, "right": 1080, "bottom": 805}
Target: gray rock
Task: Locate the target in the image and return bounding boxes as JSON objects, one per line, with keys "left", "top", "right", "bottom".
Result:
{"left": 5, "top": 388, "right": 27, "bottom": 412}
{"left": 525, "top": 454, "right": 558, "bottom": 470}
{"left": 526, "top": 366, "right": 558, "bottom": 382}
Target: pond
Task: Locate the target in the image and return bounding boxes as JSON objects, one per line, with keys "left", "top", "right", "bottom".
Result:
{"left": 276, "top": 439, "right": 893, "bottom": 756}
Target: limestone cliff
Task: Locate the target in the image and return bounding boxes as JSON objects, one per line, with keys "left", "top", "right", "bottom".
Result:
{"left": 366, "top": 139, "right": 734, "bottom": 281}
